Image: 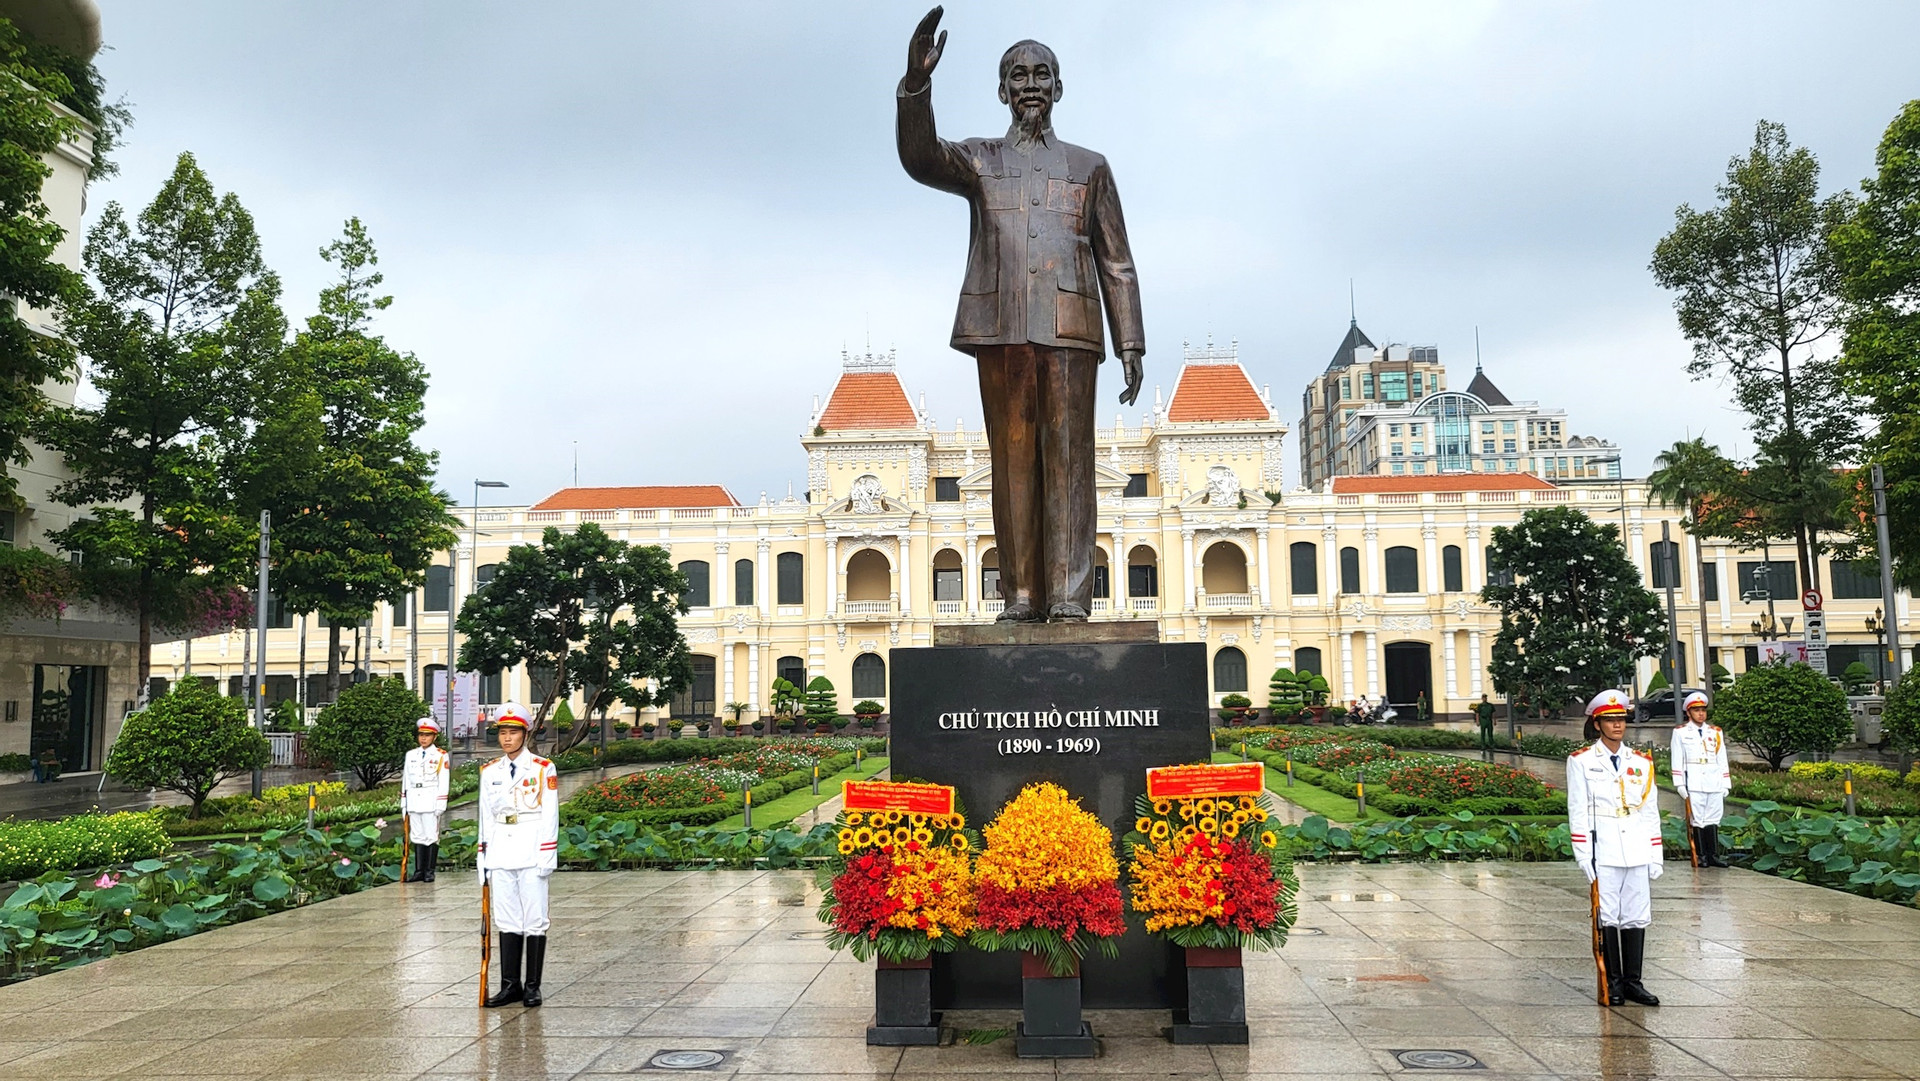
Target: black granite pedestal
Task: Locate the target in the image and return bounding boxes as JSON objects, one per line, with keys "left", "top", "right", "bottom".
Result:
{"left": 891, "top": 628, "right": 1210, "bottom": 1013}
{"left": 1016, "top": 953, "right": 1097, "bottom": 1058}
{"left": 867, "top": 957, "right": 940, "bottom": 1045}
{"left": 1168, "top": 946, "right": 1250, "bottom": 1044}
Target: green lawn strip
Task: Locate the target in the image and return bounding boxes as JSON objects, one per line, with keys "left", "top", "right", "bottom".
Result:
{"left": 1211, "top": 750, "right": 1380, "bottom": 823}
{"left": 714, "top": 757, "right": 890, "bottom": 829}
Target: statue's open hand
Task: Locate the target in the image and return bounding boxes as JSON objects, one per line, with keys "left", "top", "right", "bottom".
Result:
{"left": 905, "top": 7, "right": 947, "bottom": 91}
{"left": 1119, "top": 351, "right": 1144, "bottom": 406}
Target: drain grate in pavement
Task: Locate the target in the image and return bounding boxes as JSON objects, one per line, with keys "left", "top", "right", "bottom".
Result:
{"left": 1392, "top": 1050, "right": 1484, "bottom": 1070}
{"left": 787, "top": 930, "right": 832, "bottom": 941}
{"left": 643, "top": 1049, "right": 731, "bottom": 1070}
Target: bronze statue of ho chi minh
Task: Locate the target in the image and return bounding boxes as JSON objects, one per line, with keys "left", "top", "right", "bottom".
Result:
{"left": 896, "top": 6, "right": 1146, "bottom": 623}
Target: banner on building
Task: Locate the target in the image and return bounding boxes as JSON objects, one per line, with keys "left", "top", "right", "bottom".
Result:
{"left": 431, "top": 670, "right": 481, "bottom": 738}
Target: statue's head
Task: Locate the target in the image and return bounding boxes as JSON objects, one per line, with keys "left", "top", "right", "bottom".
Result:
{"left": 998, "top": 39, "right": 1061, "bottom": 128}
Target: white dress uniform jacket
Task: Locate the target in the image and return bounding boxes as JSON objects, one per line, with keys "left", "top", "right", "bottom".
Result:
{"left": 1670, "top": 722, "right": 1730, "bottom": 795}
{"left": 476, "top": 751, "right": 560, "bottom": 875}
{"left": 400, "top": 744, "right": 451, "bottom": 845}
{"left": 1567, "top": 741, "right": 1664, "bottom": 876}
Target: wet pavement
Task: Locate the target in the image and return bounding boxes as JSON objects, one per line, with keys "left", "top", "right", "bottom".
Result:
{"left": 0, "top": 860, "right": 1915, "bottom": 1078}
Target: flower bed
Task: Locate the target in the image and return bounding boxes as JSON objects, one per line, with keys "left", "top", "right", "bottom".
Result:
{"left": 560, "top": 748, "right": 865, "bottom": 827}
{"left": 1223, "top": 730, "right": 1559, "bottom": 816}
{"left": 0, "top": 812, "right": 173, "bottom": 880}
{"left": 1730, "top": 763, "right": 1920, "bottom": 817}
{"left": 1380, "top": 762, "right": 1547, "bottom": 803}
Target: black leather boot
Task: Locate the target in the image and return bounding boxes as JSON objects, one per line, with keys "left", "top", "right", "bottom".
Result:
{"left": 1600, "top": 927, "right": 1624, "bottom": 1006}
{"left": 423, "top": 844, "right": 438, "bottom": 882}
{"left": 1704, "top": 825, "right": 1730, "bottom": 867}
{"left": 522, "top": 935, "right": 547, "bottom": 1007}
{"left": 1690, "top": 828, "right": 1707, "bottom": 866}
{"left": 484, "top": 932, "right": 524, "bottom": 1007}
{"left": 1619, "top": 928, "right": 1660, "bottom": 1006}
{"left": 407, "top": 844, "right": 425, "bottom": 882}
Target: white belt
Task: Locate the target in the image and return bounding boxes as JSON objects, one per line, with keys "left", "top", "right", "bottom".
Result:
{"left": 493, "top": 813, "right": 521, "bottom": 825}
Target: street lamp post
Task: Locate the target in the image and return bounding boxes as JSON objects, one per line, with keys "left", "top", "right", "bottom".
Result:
{"left": 1588, "top": 454, "right": 1638, "bottom": 697}
{"left": 1869, "top": 608, "right": 1887, "bottom": 692}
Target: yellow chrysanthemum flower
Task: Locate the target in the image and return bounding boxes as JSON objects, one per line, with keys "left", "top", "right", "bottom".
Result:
{"left": 1135, "top": 816, "right": 1153, "bottom": 834}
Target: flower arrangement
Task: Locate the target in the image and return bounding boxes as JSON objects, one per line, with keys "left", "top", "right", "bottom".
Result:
{"left": 1124, "top": 791, "right": 1298, "bottom": 950}
{"left": 816, "top": 798, "right": 978, "bottom": 962}
{"left": 971, "top": 781, "right": 1126, "bottom": 974}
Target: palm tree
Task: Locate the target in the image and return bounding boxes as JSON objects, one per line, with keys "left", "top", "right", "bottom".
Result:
{"left": 1648, "top": 437, "right": 1740, "bottom": 692}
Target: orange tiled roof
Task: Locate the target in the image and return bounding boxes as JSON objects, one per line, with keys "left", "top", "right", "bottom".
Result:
{"left": 819, "top": 372, "right": 918, "bottom": 430}
{"left": 1332, "top": 475, "right": 1557, "bottom": 493}
{"left": 1166, "top": 365, "right": 1269, "bottom": 423}
{"left": 530, "top": 485, "right": 740, "bottom": 510}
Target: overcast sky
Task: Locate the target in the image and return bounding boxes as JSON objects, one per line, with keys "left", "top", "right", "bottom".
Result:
{"left": 85, "top": 1, "right": 1920, "bottom": 506}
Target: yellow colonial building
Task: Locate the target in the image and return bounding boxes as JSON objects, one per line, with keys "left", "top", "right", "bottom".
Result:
{"left": 153, "top": 343, "right": 1916, "bottom": 725}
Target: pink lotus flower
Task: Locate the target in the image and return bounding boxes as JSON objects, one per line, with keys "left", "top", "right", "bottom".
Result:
{"left": 339, "top": 858, "right": 351, "bottom": 866}
{"left": 375, "top": 819, "right": 388, "bottom": 829}
{"left": 93, "top": 873, "right": 119, "bottom": 889}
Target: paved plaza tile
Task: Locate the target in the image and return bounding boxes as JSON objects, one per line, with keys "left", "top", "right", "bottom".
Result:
{"left": 0, "top": 863, "right": 1915, "bottom": 1079}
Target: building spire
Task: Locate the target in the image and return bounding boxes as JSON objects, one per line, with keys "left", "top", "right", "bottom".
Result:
{"left": 1474, "top": 326, "right": 1483, "bottom": 374}
{"left": 1349, "top": 279, "right": 1356, "bottom": 326}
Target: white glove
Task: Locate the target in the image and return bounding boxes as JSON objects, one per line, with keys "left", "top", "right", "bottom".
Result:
{"left": 1647, "top": 859, "right": 1664, "bottom": 881}
{"left": 537, "top": 866, "right": 554, "bottom": 879}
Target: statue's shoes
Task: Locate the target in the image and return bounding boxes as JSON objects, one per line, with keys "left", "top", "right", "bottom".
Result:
{"left": 996, "top": 602, "right": 1043, "bottom": 622}
{"left": 1047, "top": 603, "right": 1089, "bottom": 622}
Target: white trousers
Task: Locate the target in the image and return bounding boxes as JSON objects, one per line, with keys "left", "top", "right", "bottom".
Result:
{"left": 405, "top": 811, "right": 442, "bottom": 845}
{"left": 489, "top": 867, "right": 550, "bottom": 934}
{"left": 1597, "top": 864, "right": 1651, "bottom": 929}
{"left": 1684, "top": 791, "right": 1725, "bottom": 827}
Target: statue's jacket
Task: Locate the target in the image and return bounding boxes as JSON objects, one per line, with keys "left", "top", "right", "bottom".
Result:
{"left": 897, "top": 79, "right": 1145, "bottom": 359}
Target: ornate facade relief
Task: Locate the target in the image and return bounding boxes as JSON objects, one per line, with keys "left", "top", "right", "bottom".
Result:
{"left": 1380, "top": 614, "right": 1435, "bottom": 632}
{"left": 850, "top": 474, "right": 888, "bottom": 514}
{"left": 1207, "top": 465, "right": 1243, "bottom": 506}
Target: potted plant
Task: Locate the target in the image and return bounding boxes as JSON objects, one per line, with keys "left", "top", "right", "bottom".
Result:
{"left": 1217, "top": 694, "right": 1253, "bottom": 727}
{"left": 670, "top": 719, "right": 687, "bottom": 739}
{"left": 726, "top": 701, "right": 750, "bottom": 732}
{"left": 700, "top": 717, "right": 718, "bottom": 737}
{"left": 614, "top": 719, "right": 634, "bottom": 739}
{"left": 804, "top": 676, "right": 840, "bottom": 735}
{"left": 1124, "top": 786, "right": 1298, "bottom": 1043}
{"left": 641, "top": 718, "right": 658, "bottom": 738}
{"left": 751, "top": 717, "right": 767, "bottom": 735}
{"left": 854, "top": 700, "right": 883, "bottom": 729}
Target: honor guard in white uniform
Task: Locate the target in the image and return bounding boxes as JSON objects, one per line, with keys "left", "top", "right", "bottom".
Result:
{"left": 477, "top": 703, "right": 559, "bottom": 1007}
{"left": 401, "top": 717, "right": 451, "bottom": 882}
{"left": 1670, "top": 691, "right": 1731, "bottom": 867}
{"left": 1568, "top": 688, "right": 1662, "bottom": 1006}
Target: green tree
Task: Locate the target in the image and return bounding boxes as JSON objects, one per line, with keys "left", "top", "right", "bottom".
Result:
{"left": 272, "top": 220, "right": 455, "bottom": 702}
{"left": 0, "top": 17, "right": 125, "bottom": 509}
{"left": 803, "top": 676, "right": 840, "bottom": 726}
{"left": 1713, "top": 660, "right": 1852, "bottom": 769}
{"left": 1266, "top": 667, "right": 1304, "bottom": 715}
{"left": 305, "top": 677, "right": 427, "bottom": 789}
{"left": 1840, "top": 661, "right": 1874, "bottom": 695}
{"left": 1884, "top": 673, "right": 1920, "bottom": 759}
{"left": 1482, "top": 506, "right": 1667, "bottom": 716}
{"left": 40, "top": 153, "right": 284, "bottom": 696}
{"left": 1651, "top": 120, "right": 1857, "bottom": 595}
{"left": 103, "top": 679, "right": 269, "bottom": 816}
{"left": 457, "top": 522, "right": 692, "bottom": 753}
{"left": 1834, "top": 100, "right": 1920, "bottom": 592}
{"left": 769, "top": 677, "right": 800, "bottom": 718}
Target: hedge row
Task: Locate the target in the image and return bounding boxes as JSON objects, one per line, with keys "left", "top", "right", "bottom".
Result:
{"left": 558, "top": 750, "right": 862, "bottom": 827}
{"left": 547, "top": 735, "right": 884, "bottom": 774}
{"left": 1233, "top": 744, "right": 1567, "bottom": 818}
{"left": 0, "top": 812, "right": 173, "bottom": 881}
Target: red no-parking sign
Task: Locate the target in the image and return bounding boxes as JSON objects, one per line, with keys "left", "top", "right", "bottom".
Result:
{"left": 1802, "top": 589, "right": 1823, "bottom": 611}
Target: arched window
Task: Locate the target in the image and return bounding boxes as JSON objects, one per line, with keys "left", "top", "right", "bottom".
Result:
{"left": 1213, "top": 646, "right": 1248, "bottom": 693}
{"left": 776, "top": 552, "right": 804, "bottom": 605}
{"left": 672, "top": 656, "right": 717, "bottom": 718}
{"left": 1290, "top": 541, "right": 1318, "bottom": 596}
{"left": 981, "top": 547, "right": 1001, "bottom": 599}
{"left": 851, "top": 653, "right": 887, "bottom": 699}
{"left": 475, "top": 563, "right": 498, "bottom": 589}
{"left": 734, "top": 558, "right": 754, "bottom": 607}
{"left": 1201, "top": 542, "right": 1248, "bottom": 595}
{"left": 1649, "top": 540, "right": 1680, "bottom": 589}
{"left": 1339, "top": 547, "right": 1360, "bottom": 594}
{"left": 1486, "top": 545, "right": 1513, "bottom": 587}
{"left": 678, "top": 560, "right": 711, "bottom": 607}
{"left": 480, "top": 670, "right": 502, "bottom": 705}
{"left": 1384, "top": 546, "right": 1419, "bottom": 593}
{"left": 1093, "top": 547, "right": 1110, "bottom": 599}
{"left": 424, "top": 565, "right": 451, "bottom": 611}
{"left": 775, "top": 656, "right": 806, "bottom": 689}
{"left": 846, "top": 549, "right": 892, "bottom": 602}
{"left": 1127, "top": 545, "right": 1159, "bottom": 598}
{"left": 932, "top": 548, "right": 963, "bottom": 601}
{"left": 1442, "top": 545, "right": 1463, "bottom": 592}
{"left": 1294, "top": 647, "right": 1323, "bottom": 676}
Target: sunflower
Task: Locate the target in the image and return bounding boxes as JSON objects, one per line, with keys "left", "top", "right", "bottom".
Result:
{"left": 1232, "top": 810, "right": 1250, "bottom": 825}
{"left": 1135, "top": 816, "right": 1153, "bottom": 835}
{"left": 853, "top": 828, "right": 874, "bottom": 847}
{"left": 1150, "top": 820, "right": 1171, "bottom": 841}
{"left": 1253, "top": 808, "right": 1269, "bottom": 822}
{"left": 837, "top": 839, "right": 855, "bottom": 855}
{"left": 1152, "top": 798, "right": 1173, "bottom": 815}
{"left": 845, "top": 812, "right": 863, "bottom": 827}
{"left": 1177, "top": 825, "right": 1198, "bottom": 843}
{"left": 894, "top": 827, "right": 913, "bottom": 845}
{"left": 1196, "top": 798, "right": 1217, "bottom": 816}
{"left": 1179, "top": 802, "right": 1197, "bottom": 821}
{"left": 950, "top": 834, "right": 970, "bottom": 852}
{"left": 1260, "top": 831, "right": 1278, "bottom": 848}
{"left": 1222, "top": 819, "right": 1240, "bottom": 838}
{"left": 837, "top": 828, "right": 855, "bottom": 844}
{"left": 1239, "top": 796, "right": 1257, "bottom": 811}
{"left": 1199, "top": 816, "right": 1219, "bottom": 834}
{"left": 910, "top": 813, "right": 927, "bottom": 828}
{"left": 913, "top": 828, "right": 934, "bottom": 846}
{"left": 931, "top": 814, "right": 950, "bottom": 830}
{"left": 950, "top": 813, "right": 966, "bottom": 830}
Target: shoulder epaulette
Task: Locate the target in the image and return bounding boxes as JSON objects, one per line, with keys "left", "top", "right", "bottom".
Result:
{"left": 1570, "top": 746, "right": 1593, "bottom": 758}
{"left": 1634, "top": 748, "right": 1655, "bottom": 759}
{"left": 532, "top": 756, "right": 551, "bottom": 767}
